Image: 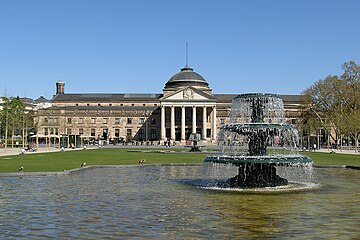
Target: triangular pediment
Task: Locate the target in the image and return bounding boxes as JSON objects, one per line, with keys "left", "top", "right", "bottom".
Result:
{"left": 160, "top": 87, "right": 216, "bottom": 101}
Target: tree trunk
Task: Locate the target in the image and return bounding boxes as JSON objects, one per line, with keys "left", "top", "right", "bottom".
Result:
{"left": 11, "top": 127, "right": 14, "bottom": 148}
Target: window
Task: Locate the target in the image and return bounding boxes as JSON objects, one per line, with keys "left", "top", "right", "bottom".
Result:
{"left": 102, "top": 129, "right": 108, "bottom": 140}
{"left": 67, "top": 118, "right": 72, "bottom": 124}
{"left": 91, "top": 118, "right": 96, "bottom": 124}
{"left": 103, "top": 118, "right": 108, "bottom": 124}
{"left": 139, "top": 118, "right": 145, "bottom": 124}
{"left": 115, "top": 129, "right": 120, "bottom": 137}
{"left": 79, "top": 128, "right": 84, "bottom": 135}
{"left": 138, "top": 129, "right": 144, "bottom": 141}
{"left": 115, "top": 117, "right": 120, "bottom": 124}
{"left": 207, "top": 129, "right": 211, "bottom": 138}
{"left": 151, "top": 129, "right": 157, "bottom": 140}
{"left": 220, "top": 118, "right": 225, "bottom": 125}
{"left": 44, "top": 117, "right": 48, "bottom": 123}
{"left": 127, "top": 118, "right": 132, "bottom": 124}
{"left": 67, "top": 128, "right": 72, "bottom": 135}
{"left": 151, "top": 118, "right": 156, "bottom": 125}
{"left": 79, "top": 118, "right": 84, "bottom": 124}
{"left": 44, "top": 128, "right": 48, "bottom": 135}
{"left": 109, "top": 103, "right": 112, "bottom": 106}
{"left": 98, "top": 103, "right": 101, "bottom": 106}
{"left": 126, "top": 129, "right": 132, "bottom": 142}
{"left": 91, "top": 129, "right": 96, "bottom": 137}
{"left": 76, "top": 103, "right": 78, "bottom": 106}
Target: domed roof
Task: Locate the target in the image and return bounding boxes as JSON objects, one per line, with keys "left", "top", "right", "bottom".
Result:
{"left": 164, "top": 67, "right": 210, "bottom": 89}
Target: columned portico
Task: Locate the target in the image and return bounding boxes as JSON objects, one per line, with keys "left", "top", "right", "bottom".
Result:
{"left": 160, "top": 66, "right": 217, "bottom": 144}
{"left": 160, "top": 102, "right": 217, "bottom": 143}
{"left": 192, "top": 106, "right": 197, "bottom": 134}
{"left": 202, "top": 106, "right": 207, "bottom": 140}
{"left": 170, "top": 106, "right": 175, "bottom": 140}
{"left": 212, "top": 106, "right": 217, "bottom": 141}
{"left": 181, "top": 106, "right": 185, "bottom": 141}
{"left": 161, "top": 106, "right": 165, "bottom": 140}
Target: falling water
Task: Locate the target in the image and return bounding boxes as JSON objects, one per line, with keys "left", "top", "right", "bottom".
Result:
{"left": 204, "top": 93, "right": 314, "bottom": 190}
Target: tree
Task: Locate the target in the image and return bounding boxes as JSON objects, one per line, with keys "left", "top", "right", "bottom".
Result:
{"left": 0, "top": 97, "right": 26, "bottom": 149}
{"left": 302, "top": 61, "right": 360, "bottom": 151}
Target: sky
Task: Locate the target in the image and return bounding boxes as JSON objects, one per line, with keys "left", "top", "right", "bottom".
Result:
{"left": 0, "top": 0, "right": 359, "bottom": 99}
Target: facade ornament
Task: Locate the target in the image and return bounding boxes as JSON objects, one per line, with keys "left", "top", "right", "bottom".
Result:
{"left": 183, "top": 89, "right": 194, "bottom": 99}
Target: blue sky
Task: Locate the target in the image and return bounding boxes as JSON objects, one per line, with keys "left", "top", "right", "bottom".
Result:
{"left": 1, "top": 0, "right": 359, "bottom": 99}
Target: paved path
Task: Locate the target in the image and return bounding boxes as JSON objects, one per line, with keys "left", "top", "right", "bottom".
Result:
{"left": 0, "top": 146, "right": 87, "bottom": 157}
{"left": 315, "top": 148, "right": 359, "bottom": 155}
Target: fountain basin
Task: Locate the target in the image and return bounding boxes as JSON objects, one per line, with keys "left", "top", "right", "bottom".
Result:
{"left": 0, "top": 165, "right": 358, "bottom": 239}
{"left": 207, "top": 92, "right": 313, "bottom": 188}
{"left": 204, "top": 155, "right": 312, "bottom": 165}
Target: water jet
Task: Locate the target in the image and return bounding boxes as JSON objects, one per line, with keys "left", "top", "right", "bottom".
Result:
{"left": 205, "top": 93, "right": 313, "bottom": 188}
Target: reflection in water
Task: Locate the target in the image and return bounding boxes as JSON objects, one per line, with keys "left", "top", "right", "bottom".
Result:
{"left": 0, "top": 166, "right": 359, "bottom": 239}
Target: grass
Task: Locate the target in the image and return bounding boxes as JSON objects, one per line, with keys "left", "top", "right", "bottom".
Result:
{"left": 0, "top": 148, "right": 359, "bottom": 173}
{"left": 0, "top": 148, "right": 208, "bottom": 173}
{"left": 302, "top": 151, "right": 360, "bottom": 166}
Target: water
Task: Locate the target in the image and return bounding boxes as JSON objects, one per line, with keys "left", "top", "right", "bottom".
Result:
{"left": 0, "top": 165, "right": 359, "bottom": 239}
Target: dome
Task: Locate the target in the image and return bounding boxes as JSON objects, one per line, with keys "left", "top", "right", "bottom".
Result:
{"left": 164, "top": 67, "right": 210, "bottom": 90}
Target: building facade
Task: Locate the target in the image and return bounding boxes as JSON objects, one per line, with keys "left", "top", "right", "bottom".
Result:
{"left": 35, "top": 67, "right": 303, "bottom": 145}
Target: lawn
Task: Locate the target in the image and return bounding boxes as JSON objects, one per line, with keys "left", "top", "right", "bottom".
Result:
{"left": 303, "top": 151, "right": 360, "bottom": 166}
{"left": 0, "top": 148, "right": 208, "bottom": 173}
{"left": 0, "top": 148, "right": 359, "bottom": 173}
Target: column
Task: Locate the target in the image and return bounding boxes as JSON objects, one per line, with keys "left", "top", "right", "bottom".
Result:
{"left": 161, "top": 106, "right": 165, "bottom": 140}
{"left": 212, "top": 106, "right": 217, "bottom": 141}
{"left": 192, "top": 106, "right": 197, "bottom": 134}
{"left": 202, "top": 106, "right": 207, "bottom": 140}
{"left": 181, "top": 106, "right": 185, "bottom": 141}
{"left": 170, "top": 106, "right": 175, "bottom": 141}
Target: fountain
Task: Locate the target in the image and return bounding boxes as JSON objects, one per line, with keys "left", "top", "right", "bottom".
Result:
{"left": 204, "top": 93, "right": 313, "bottom": 188}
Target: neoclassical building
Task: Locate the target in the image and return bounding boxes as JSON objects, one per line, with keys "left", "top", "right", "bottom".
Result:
{"left": 35, "top": 66, "right": 303, "bottom": 146}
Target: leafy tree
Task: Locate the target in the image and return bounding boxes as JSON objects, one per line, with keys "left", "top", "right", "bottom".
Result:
{"left": 0, "top": 97, "right": 26, "bottom": 148}
{"left": 302, "top": 61, "right": 360, "bottom": 150}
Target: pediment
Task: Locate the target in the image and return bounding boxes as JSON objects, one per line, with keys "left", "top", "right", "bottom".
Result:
{"left": 161, "top": 87, "right": 216, "bottom": 101}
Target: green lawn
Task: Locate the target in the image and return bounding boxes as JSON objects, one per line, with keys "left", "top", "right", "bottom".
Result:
{"left": 0, "top": 148, "right": 359, "bottom": 173}
{"left": 303, "top": 151, "right": 360, "bottom": 166}
{"left": 0, "top": 148, "right": 208, "bottom": 173}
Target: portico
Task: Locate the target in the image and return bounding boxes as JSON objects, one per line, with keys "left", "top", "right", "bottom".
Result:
{"left": 160, "top": 66, "right": 218, "bottom": 143}
{"left": 160, "top": 103, "right": 217, "bottom": 142}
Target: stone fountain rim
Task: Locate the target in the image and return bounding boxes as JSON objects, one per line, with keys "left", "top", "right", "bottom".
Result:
{"left": 234, "top": 93, "right": 280, "bottom": 99}
{"left": 204, "top": 155, "right": 313, "bottom": 164}
{"left": 221, "top": 123, "right": 294, "bottom": 130}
